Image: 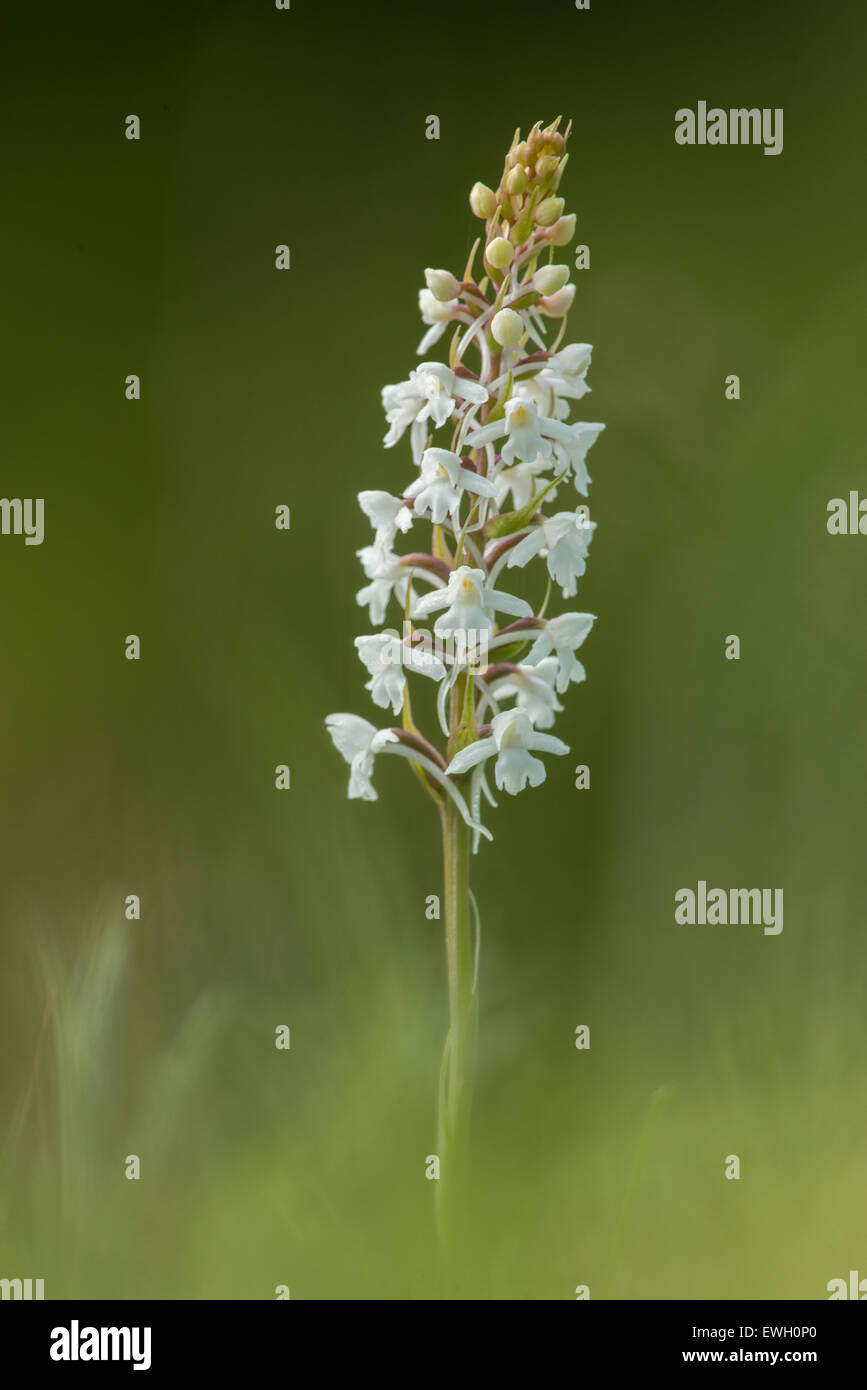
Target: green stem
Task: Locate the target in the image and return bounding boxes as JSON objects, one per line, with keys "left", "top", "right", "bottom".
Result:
{"left": 437, "top": 798, "right": 476, "bottom": 1257}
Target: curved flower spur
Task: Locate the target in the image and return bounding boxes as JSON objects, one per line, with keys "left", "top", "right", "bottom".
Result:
{"left": 326, "top": 118, "right": 604, "bottom": 1248}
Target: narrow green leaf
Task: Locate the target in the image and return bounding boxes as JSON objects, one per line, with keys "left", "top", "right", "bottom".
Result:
{"left": 484, "top": 467, "right": 568, "bottom": 540}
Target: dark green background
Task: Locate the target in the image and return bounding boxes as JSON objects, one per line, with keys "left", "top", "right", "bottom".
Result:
{"left": 1, "top": 0, "right": 865, "bottom": 1297}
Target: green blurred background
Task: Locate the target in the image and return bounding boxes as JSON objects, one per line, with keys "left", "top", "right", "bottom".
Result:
{"left": 1, "top": 0, "right": 865, "bottom": 1299}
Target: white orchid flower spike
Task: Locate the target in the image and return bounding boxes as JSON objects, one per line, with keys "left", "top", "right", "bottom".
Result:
{"left": 324, "top": 119, "right": 607, "bottom": 1202}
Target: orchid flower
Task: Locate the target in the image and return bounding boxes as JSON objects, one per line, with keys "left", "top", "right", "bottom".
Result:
{"left": 403, "top": 448, "right": 497, "bottom": 526}
{"left": 446, "top": 708, "right": 570, "bottom": 795}
{"left": 464, "top": 396, "right": 604, "bottom": 496}
{"left": 358, "top": 491, "right": 413, "bottom": 547}
{"left": 507, "top": 510, "right": 596, "bottom": 597}
{"left": 416, "top": 288, "right": 466, "bottom": 355}
{"left": 355, "top": 632, "right": 446, "bottom": 715}
{"left": 413, "top": 564, "right": 532, "bottom": 637}
{"left": 525, "top": 612, "right": 596, "bottom": 691}
{"left": 383, "top": 364, "right": 488, "bottom": 464}
{"left": 493, "top": 452, "right": 552, "bottom": 510}
{"left": 325, "top": 714, "right": 397, "bottom": 801}
{"left": 484, "top": 657, "right": 564, "bottom": 728}
{"left": 355, "top": 543, "right": 416, "bottom": 624}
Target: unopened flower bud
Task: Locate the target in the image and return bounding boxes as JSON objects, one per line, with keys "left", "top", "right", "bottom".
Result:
{"left": 538, "top": 131, "right": 565, "bottom": 156}
{"left": 548, "top": 154, "right": 568, "bottom": 191}
{"left": 538, "top": 284, "right": 576, "bottom": 317}
{"left": 510, "top": 201, "right": 536, "bottom": 245}
{"left": 470, "top": 182, "right": 497, "bottom": 218}
{"left": 491, "top": 307, "right": 524, "bottom": 347}
{"left": 535, "top": 196, "right": 565, "bottom": 227}
{"left": 485, "top": 236, "right": 514, "bottom": 269}
{"left": 549, "top": 213, "right": 577, "bottom": 246}
{"left": 535, "top": 154, "right": 559, "bottom": 180}
{"left": 506, "top": 165, "right": 528, "bottom": 195}
{"left": 425, "top": 268, "right": 462, "bottom": 303}
{"left": 534, "top": 264, "right": 570, "bottom": 295}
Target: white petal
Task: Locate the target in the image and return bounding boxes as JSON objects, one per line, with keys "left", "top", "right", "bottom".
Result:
{"left": 325, "top": 713, "right": 377, "bottom": 763}
{"left": 525, "top": 732, "right": 570, "bottom": 756}
{"left": 370, "top": 729, "right": 399, "bottom": 752}
{"left": 446, "top": 737, "right": 497, "bottom": 777}
{"left": 417, "top": 323, "right": 446, "bottom": 355}
{"left": 495, "top": 747, "right": 546, "bottom": 794}
{"left": 458, "top": 468, "right": 497, "bottom": 498}
{"left": 525, "top": 632, "right": 553, "bottom": 664}
{"left": 487, "top": 586, "right": 533, "bottom": 618}
{"left": 413, "top": 588, "right": 451, "bottom": 618}
{"left": 424, "top": 447, "right": 463, "bottom": 479}
{"left": 453, "top": 378, "right": 489, "bottom": 405}
{"left": 463, "top": 419, "right": 505, "bottom": 449}
{"left": 405, "top": 646, "right": 447, "bottom": 682}
{"left": 410, "top": 417, "right": 428, "bottom": 465}
{"left": 505, "top": 530, "right": 545, "bottom": 569}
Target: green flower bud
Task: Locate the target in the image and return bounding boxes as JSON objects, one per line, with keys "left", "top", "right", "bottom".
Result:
{"left": 485, "top": 236, "right": 514, "bottom": 269}
{"left": 510, "top": 191, "right": 539, "bottom": 245}
{"left": 491, "top": 307, "right": 524, "bottom": 347}
{"left": 535, "top": 154, "right": 559, "bottom": 180}
{"left": 534, "top": 264, "right": 570, "bottom": 294}
{"left": 506, "top": 165, "right": 528, "bottom": 195}
{"left": 549, "top": 213, "right": 577, "bottom": 246}
{"left": 535, "top": 195, "right": 565, "bottom": 227}
{"left": 548, "top": 154, "right": 569, "bottom": 191}
{"left": 424, "top": 268, "right": 462, "bottom": 303}
{"left": 470, "top": 182, "right": 497, "bottom": 219}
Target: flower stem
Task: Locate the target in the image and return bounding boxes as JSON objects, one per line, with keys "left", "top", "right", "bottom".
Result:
{"left": 437, "top": 796, "right": 477, "bottom": 1260}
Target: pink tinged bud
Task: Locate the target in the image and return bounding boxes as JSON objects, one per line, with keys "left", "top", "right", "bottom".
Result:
{"left": 538, "top": 284, "right": 576, "bottom": 317}
{"left": 485, "top": 236, "right": 514, "bottom": 270}
{"left": 534, "top": 263, "right": 570, "bottom": 295}
{"left": 470, "top": 181, "right": 497, "bottom": 218}
{"left": 549, "top": 213, "right": 577, "bottom": 246}
{"left": 424, "top": 268, "right": 462, "bottom": 303}
{"left": 535, "top": 195, "right": 565, "bottom": 227}
{"left": 491, "top": 307, "right": 524, "bottom": 347}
